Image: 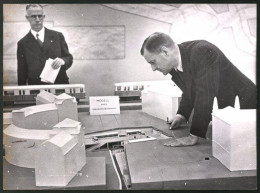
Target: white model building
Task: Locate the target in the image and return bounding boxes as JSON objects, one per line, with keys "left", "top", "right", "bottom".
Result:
{"left": 3, "top": 91, "right": 86, "bottom": 186}
{"left": 12, "top": 104, "right": 59, "bottom": 130}
{"left": 142, "top": 83, "right": 182, "bottom": 122}
{"left": 53, "top": 118, "right": 86, "bottom": 172}
{"left": 3, "top": 124, "right": 53, "bottom": 168}
{"left": 36, "top": 90, "right": 56, "bottom": 105}
{"left": 12, "top": 92, "right": 78, "bottom": 131}
{"left": 54, "top": 93, "right": 78, "bottom": 121}
{"left": 35, "top": 131, "right": 79, "bottom": 187}
{"left": 212, "top": 97, "right": 256, "bottom": 171}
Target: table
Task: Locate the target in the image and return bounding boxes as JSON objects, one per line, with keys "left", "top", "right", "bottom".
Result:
{"left": 3, "top": 110, "right": 257, "bottom": 190}
{"left": 3, "top": 156, "right": 106, "bottom": 190}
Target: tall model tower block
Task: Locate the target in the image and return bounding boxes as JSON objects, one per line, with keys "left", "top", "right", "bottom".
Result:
{"left": 53, "top": 118, "right": 86, "bottom": 172}
{"left": 35, "top": 131, "right": 79, "bottom": 186}
{"left": 212, "top": 105, "right": 256, "bottom": 171}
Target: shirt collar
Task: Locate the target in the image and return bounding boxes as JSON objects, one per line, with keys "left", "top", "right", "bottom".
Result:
{"left": 176, "top": 50, "right": 183, "bottom": 72}
{"left": 31, "top": 27, "right": 45, "bottom": 41}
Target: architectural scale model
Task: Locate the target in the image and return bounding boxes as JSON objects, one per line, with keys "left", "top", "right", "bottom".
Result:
{"left": 84, "top": 127, "right": 171, "bottom": 152}
{"left": 36, "top": 90, "right": 56, "bottom": 104}
{"left": 3, "top": 91, "right": 86, "bottom": 186}
{"left": 11, "top": 92, "right": 78, "bottom": 131}
{"left": 114, "top": 80, "right": 176, "bottom": 100}
{"left": 141, "top": 83, "right": 182, "bottom": 122}
{"left": 3, "top": 84, "right": 86, "bottom": 105}
{"left": 52, "top": 118, "right": 86, "bottom": 172}
{"left": 212, "top": 97, "right": 256, "bottom": 171}
{"left": 35, "top": 131, "right": 83, "bottom": 186}
{"left": 84, "top": 126, "right": 171, "bottom": 188}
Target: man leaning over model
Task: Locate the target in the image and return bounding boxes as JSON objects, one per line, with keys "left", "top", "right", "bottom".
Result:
{"left": 140, "top": 32, "right": 256, "bottom": 147}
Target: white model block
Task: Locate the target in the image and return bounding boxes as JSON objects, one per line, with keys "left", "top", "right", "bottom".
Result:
{"left": 73, "top": 126, "right": 86, "bottom": 172}
{"left": 53, "top": 118, "right": 86, "bottom": 171}
{"left": 3, "top": 124, "right": 51, "bottom": 168}
{"left": 53, "top": 118, "right": 81, "bottom": 134}
{"left": 3, "top": 120, "right": 85, "bottom": 169}
{"left": 36, "top": 90, "right": 56, "bottom": 105}
{"left": 55, "top": 93, "right": 78, "bottom": 121}
{"left": 212, "top": 106, "right": 256, "bottom": 171}
{"left": 4, "top": 92, "right": 81, "bottom": 171}
{"left": 142, "top": 84, "right": 182, "bottom": 121}
{"left": 12, "top": 104, "right": 59, "bottom": 130}
{"left": 35, "top": 131, "right": 78, "bottom": 186}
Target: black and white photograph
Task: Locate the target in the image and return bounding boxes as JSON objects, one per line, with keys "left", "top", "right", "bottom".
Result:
{"left": 2, "top": 3, "right": 257, "bottom": 190}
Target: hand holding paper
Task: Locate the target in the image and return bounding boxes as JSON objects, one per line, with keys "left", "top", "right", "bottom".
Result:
{"left": 52, "top": 58, "right": 65, "bottom": 69}
{"left": 40, "top": 58, "right": 61, "bottom": 83}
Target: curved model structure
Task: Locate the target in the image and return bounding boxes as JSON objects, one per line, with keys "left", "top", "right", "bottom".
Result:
{"left": 3, "top": 91, "right": 86, "bottom": 186}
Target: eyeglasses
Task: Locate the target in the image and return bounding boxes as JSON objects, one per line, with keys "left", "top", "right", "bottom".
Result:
{"left": 28, "top": 15, "right": 45, "bottom": 20}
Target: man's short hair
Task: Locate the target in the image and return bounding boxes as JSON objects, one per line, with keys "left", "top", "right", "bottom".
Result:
{"left": 140, "top": 32, "right": 175, "bottom": 56}
{"left": 26, "top": 4, "right": 43, "bottom": 11}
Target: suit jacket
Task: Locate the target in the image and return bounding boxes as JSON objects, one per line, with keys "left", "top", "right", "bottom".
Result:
{"left": 170, "top": 40, "right": 256, "bottom": 138}
{"left": 17, "top": 28, "right": 73, "bottom": 85}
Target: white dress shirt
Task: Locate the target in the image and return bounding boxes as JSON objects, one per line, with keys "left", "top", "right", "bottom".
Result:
{"left": 31, "top": 27, "right": 45, "bottom": 43}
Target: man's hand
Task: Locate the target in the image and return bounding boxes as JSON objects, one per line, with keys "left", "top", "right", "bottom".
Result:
{"left": 169, "top": 115, "right": 186, "bottom": 130}
{"left": 164, "top": 134, "right": 199, "bottom": 147}
{"left": 52, "top": 58, "right": 65, "bottom": 69}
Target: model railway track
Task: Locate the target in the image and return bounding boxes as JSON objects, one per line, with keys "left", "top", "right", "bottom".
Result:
{"left": 3, "top": 84, "right": 86, "bottom": 105}
{"left": 3, "top": 101, "right": 142, "bottom": 113}
{"left": 3, "top": 84, "right": 143, "bottom": 112}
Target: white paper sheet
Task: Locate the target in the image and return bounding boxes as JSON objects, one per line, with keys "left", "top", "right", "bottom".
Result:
{"left": 40, "top": 58, "right": 60, "bottom": 83}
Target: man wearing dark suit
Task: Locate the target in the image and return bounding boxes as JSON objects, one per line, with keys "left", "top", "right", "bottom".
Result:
{"left": 140, "top": 32, "right": 256, "bottom": 147}
{"left": 17, "top": 4, "right": 73, "bottom": 85}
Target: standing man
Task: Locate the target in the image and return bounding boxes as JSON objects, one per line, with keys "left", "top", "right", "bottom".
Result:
{"left": 17, "top": 4, "right": 73, "bottom": 85}
{"left": 140, "top": 32, "right": 256, "bottom": 147}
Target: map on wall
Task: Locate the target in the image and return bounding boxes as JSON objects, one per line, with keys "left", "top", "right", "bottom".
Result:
{"left": 54, "top": 26, "right": 125, "bottom": 60}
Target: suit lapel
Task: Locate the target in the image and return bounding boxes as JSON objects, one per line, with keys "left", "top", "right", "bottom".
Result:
{"left": 178, "top": 44, "right": 193, "bottom": 98}
{"left": 42, "top": 28, "right": 54, "bottom": 55}
{"left": 24, "top": 32, "right": 43, "bottom": 55}
{"left": 170, "top": 69, "right": 182, "bottom": 90}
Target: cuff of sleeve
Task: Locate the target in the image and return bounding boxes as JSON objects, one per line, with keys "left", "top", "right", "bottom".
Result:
{"left": 61, "top": 58, "right": 67, "bottom": 69}
{"left": 176, "top": 114, "right": 187, "bottom": 123}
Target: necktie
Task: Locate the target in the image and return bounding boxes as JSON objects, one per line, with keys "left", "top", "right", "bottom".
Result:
{"left": 36, "top": 33, "right": 43, "bottom": 47}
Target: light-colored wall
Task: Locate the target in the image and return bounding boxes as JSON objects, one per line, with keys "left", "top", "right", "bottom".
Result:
{"left": 3, "top": 4, "right": 256, "bottom": 97}
{"left": 3, "top": 4, "right": 171, "bottom": 96}
{"left": 168, "top": 4, "right": 256, "bottom": 84}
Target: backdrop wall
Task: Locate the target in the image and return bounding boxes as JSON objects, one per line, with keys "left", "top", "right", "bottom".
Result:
{"left": 3, "top": 4, "right": 256, "bottom": 97}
